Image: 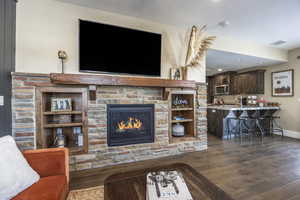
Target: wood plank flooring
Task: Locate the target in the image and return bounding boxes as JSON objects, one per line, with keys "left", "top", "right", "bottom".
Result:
{"left": 71, "top": 135, "right": 300, "bottom": 200}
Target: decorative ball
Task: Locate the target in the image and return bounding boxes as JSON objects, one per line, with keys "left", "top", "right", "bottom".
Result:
{"left": 58, "top": 50, "right": 67, "bottom": 60}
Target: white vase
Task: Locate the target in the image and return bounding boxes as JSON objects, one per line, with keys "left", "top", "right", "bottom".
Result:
{"left": 172, "top": 123, "right": 185, "bottom": 137}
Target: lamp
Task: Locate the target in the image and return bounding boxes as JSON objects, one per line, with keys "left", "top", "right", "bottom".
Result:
{"left": 58, "top": 50, "right": 68, "bottom": 73}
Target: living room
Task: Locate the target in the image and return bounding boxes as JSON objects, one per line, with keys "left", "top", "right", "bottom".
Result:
{"left": 1, "top": 0, "right": 300, "bottom": 200}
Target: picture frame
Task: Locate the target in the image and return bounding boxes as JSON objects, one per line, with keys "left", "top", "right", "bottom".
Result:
{"left": 170, "top": 68, "right": 183, "bottom": 80}
{"left": 51, "top": 98, "right": 72, "bottom": 112}
{"left": 272, "top": 69, "right": 294, "bottom": 97}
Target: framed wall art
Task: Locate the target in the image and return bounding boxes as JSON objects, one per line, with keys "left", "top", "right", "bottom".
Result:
{"left": 170, "top": 68, "right": 183, "bottom": 80}
{"left": 272, "top": 69, "right": 294, "bottom": 97}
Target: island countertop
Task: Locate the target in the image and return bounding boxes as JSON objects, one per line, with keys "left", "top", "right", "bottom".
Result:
{"left": 207, "top": 105, "right": 280, "bottom": 111}
{"left": 207, "top": 105, "right": 280, "bottom": 139}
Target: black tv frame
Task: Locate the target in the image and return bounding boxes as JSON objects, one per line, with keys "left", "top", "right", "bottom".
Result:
{"left": 78, "top": 19, "right": 162, "bottom": 77}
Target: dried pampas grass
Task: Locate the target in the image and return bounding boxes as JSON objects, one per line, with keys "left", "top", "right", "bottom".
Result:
{"left": 187, "top": 35, "right": 216, "bottom": 67}
{"left": 184, "top": 25, "right": 216, "bottom": 68}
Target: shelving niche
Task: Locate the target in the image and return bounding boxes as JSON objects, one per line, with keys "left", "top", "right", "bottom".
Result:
{"left": 36, "top": 87, "right": 88, "bottom": 155}
{"left": 169, "top": 90, "right": 197, "bottom": 144}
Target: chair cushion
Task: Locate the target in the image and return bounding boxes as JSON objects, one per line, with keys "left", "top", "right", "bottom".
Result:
{"left": 12, "top": 175, "right": 68, "bottom": 200}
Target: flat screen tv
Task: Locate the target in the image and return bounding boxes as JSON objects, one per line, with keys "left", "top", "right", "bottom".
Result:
{"left": 79, "top": 20, "right": 162, "bottom": 77}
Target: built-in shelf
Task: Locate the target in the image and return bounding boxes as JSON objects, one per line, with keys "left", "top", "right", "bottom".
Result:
{"left": 171, "top": 119, "right": 193, "bottom": 123}
{"left": 43, "top": 111, "right": 82, "bottom": 115}
{"left": 169, "top": 90, "right": 197, "bottom": 144}
{"left": 69, "top": 146, "right": 85, "bottom": 154}
{"left": 43, "top": 122, "right": 83, "bottom": 128}
{"left": 36, "top": 87, "right": 88, "bottom": 155}
{"left": 171, "top": 136, "right": 197, "bottom": 144}
{"left": 171, "top": 108, "right": 193, "bottom": 111}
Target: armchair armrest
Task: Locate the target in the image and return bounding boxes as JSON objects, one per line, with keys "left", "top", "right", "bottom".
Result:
{"left": 23, "top": 148, "right": 69, "bottom": 183}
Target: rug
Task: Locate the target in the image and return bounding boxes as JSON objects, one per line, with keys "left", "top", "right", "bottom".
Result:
{"left": 67, "top": 186, "right": 104, "bottom": 200}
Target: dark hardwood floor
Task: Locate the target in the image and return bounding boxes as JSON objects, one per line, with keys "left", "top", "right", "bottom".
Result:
{"left": 71, "top": 135, "right": 300, "bottom": 200}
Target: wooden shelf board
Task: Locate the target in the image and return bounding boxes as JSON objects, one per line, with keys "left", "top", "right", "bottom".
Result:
{"left": 171, "top": 119, "right": 193, "bottom": 123}
{"left": 171, "top": 136, "right": 197, "bottom": 144}
{"left": 50, "top": 73, "right": 197, "bottom": 88}
{"left": 44, "top": 122, "right": 83, "bottom": 128}
{"left": 43, "top": 111, "right": 82, "bottom": 115}
{"left": 171, "top": 108, "right": 194, "bottom": 111}
{"left": 69, "top": 146, "right": 86, "bottom": 155}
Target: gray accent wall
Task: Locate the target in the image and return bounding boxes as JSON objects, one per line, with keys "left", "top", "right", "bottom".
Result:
{"left": 0, "top": 0, "right": 16, "bottom": 136}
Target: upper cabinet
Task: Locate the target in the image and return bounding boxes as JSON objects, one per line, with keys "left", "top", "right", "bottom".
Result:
{"left": 233, "top": 70, "right": 265, "bottom": 95}
{"left": 208, "top": 70, "right": 265, "bottom": 96}
{"left": 210, "top": 71, "right": 236, "bottom": 96}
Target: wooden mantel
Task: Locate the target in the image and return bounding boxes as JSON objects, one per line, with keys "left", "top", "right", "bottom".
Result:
{"left": 50, "top": 73, "right": 197, "bottom": 88}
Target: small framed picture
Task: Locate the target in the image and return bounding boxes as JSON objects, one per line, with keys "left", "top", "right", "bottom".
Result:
{"left": 272, "top": 69, "right": 294, "bottom": 97}
{"left": 51, "top": 98, "right": 72, "bottom": 112}
{"left": 170, "top": 68, "right": 183, "bottom": 80}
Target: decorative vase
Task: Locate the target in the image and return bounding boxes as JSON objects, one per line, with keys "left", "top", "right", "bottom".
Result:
{"left": 172, "top": 123, "right": 185, "bottom": 137}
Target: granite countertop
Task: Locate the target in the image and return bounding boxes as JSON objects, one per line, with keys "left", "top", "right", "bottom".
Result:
{"left": 207, "top": 105, "right": 280, "bottom": 111}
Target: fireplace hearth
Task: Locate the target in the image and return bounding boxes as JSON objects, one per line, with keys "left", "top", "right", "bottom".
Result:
{"left": 107, "top": 104, "right": 155, "bottom": 147}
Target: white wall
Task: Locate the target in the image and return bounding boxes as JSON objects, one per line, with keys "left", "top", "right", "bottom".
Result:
{"left": 262, "top": 48, "right": 300, "bottom": 133}
{"left": 211, "top": 36, "right": 288, "bottom": 62}
{"left": 16, "top": 0, "right": 206, "bottom": 82}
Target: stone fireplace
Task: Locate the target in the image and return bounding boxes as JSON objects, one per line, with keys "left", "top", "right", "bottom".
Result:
{"left": 107, "top": 104, "right": 155, "bottom": 147}
{"left": 11, "top": 72, "right": 208, "bottom": 171}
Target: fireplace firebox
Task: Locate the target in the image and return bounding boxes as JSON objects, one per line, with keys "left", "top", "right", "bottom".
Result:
{"left": 107, "top": 104, "right": 155, "bottom": 147}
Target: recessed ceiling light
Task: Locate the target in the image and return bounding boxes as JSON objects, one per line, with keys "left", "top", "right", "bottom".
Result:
{"left": 217, "top": 68, "right": 223, "bottom": 72}
{"left": 271, "top": 40, "right": 287, "bottom": 46}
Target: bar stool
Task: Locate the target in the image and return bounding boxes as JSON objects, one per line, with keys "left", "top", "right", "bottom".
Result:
{"left": 263, "top": 110, "right": 284, "bottom": 137}
{"left": 226, "top": 111, "right": 240, "bottom": 139}
{"left": 239, "top": 110, "right": 258, "bottom": 143}
{"left": 251, "top": 110, "right": 266, "bottom": 142}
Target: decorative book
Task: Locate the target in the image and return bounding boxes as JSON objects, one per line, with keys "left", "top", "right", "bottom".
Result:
{"left": 146, "top": 171, "right": 193, "bottom": 200}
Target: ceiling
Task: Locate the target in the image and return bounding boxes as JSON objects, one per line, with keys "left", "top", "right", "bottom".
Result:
{"left": 60, "top": 0, "right": 300, "bottom": 50}
{"left": 206, "top": 49, "right": 286, "bottom": 76}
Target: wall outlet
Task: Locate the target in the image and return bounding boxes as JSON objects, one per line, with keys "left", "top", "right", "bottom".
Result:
{"left": 298, "top": 98, "right": 300, "bottom": 102}
{"left": 0, "top": 96, "right": 4, "bottom": 106}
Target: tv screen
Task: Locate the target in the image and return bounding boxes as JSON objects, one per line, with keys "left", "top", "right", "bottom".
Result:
{"left": 79, "top": 20, "right": 162, "bottom": 77}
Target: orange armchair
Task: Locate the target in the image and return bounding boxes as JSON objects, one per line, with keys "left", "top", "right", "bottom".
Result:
{"left": 12, "top": 148, "right": 69, "bottom": 200}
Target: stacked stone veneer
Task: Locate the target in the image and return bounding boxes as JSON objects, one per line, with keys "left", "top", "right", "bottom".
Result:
{"left": 12, "top": 73, "right": 207, "bottom": 171}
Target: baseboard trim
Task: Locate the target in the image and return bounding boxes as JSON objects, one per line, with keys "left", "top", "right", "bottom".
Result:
{"left": 274, "top": 129, "right": 300, "bottom": 139}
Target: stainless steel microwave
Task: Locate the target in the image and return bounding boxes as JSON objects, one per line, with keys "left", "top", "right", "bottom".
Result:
{"left": 215, "top": 85, "right": 229, "bottom": 95}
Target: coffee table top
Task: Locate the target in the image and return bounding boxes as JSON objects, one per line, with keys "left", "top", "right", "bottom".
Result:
{"left": 104, "top": 163, "right": 234, "bottom": 200}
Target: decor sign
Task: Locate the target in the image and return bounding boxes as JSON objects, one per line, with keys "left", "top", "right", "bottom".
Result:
{"left": 51, "top": 98, "right": 72, "bottom": 112}
{"left": 272, "top": 69, "right": 294, "bottom": 97}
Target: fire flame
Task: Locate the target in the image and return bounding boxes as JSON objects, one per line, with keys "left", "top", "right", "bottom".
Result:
{"left": 118, "top": 117, "right": 143, "bottom": 130}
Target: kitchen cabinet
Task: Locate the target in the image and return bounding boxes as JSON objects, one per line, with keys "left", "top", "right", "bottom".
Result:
{"left": 233, "top": 70, "right": 265, "bottom": 95}
{"left": 207, "top": 108, "right": 228, "bottom": 138}
{"left": 207, "top": 76, "right": 214, "bottom": 103}
{"left": 207, "top": 70, "right": 265, "bottom": 98}
{"left": 211, "top": 72, "right": 236, "bottom": 95}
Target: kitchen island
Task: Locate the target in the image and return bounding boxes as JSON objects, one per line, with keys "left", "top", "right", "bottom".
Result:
{"left": 207, "top": 105, "right": 280, "bottom": 139}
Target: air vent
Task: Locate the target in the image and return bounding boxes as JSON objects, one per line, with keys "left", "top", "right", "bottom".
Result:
{"left": 271, "top": 40, "right": 287, "bottom": 46}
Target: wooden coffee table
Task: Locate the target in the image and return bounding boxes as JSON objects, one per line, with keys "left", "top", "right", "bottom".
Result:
{"left": 104, "top": 163, "right": 234, "bottom": 200}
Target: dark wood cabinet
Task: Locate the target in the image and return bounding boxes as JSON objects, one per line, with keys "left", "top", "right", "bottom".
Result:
{"left": 207, "top": 70, "right": 265, "bottom": 98}
{"left": 207, "top": 76, "right": 214, "bottom": 103}
{"left": 207, "top": 71, "right": 236, "bottom": 99}
{"left": 207, "top": 108, "right": 229, "bottom": 138}
{"left": 233, "top": 70, "right": 265, "bottom": 95}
